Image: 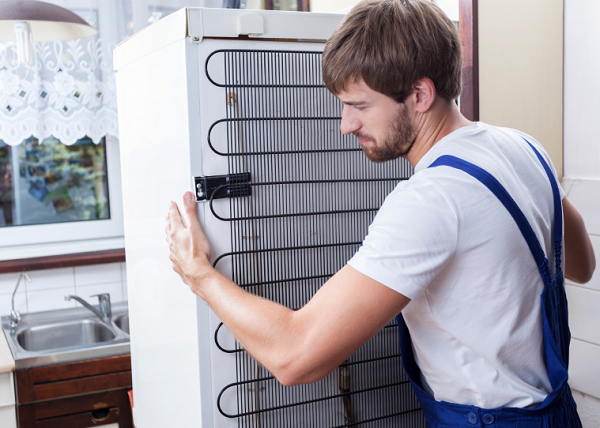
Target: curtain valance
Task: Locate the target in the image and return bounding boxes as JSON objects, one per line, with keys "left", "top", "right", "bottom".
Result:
{"left": 0, "top": 37, "right": 117, "bottom": 146}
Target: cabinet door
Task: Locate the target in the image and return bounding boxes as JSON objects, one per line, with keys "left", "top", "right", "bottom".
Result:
{"left": 16, "top": 355, "right": 131, "bottom": 404}
{"left": 18, "top": 389, "right": 132, "bottom": 428}
{"left": 36, "top": 408, "right": 121, "bottom": 428}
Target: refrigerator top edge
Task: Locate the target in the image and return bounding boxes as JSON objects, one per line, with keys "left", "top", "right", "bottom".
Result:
{"left": 113, "top": 7, "right": 345, "bottom": 71}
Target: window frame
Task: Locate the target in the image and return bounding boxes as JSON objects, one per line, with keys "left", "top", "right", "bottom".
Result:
{"left": 459, "top": 0, "right": 479, "bottom": 121}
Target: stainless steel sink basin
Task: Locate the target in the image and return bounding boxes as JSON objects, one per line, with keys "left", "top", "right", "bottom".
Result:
{"left": 1, "top": 302, "right": 130, "bottom": 368}
{"left": 16, "top": 319, "right": 116, "bottom": 352}
{"left": 114, "top": 314, "right": 129, "bottom": 334}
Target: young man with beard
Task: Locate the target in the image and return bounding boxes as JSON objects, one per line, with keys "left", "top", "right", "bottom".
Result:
{"left": 166, "top": 0, "right": 596, "bottom": 426}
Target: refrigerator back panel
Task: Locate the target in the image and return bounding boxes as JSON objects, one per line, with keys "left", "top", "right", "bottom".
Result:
{"left": 194, "top": 39, "right": 423, "bottom": 427}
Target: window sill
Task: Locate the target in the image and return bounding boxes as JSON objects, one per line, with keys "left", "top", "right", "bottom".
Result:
{"left": 0, "top": 248, "right": 125, "bottom": 274}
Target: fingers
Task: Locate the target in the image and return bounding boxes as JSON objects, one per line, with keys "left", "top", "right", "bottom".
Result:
{"left": 183, "top": 191, "right": 201, "bottom": 234}
{"left": 165, "top": 211, "right": 173, "bottom": 245}
{"left": 167, "top": 200, "right": 184, "bottom": 230}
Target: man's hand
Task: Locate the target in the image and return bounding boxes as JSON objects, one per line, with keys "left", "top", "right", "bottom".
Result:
{"left": 165, "top": 191, "right": 212, "bottom": 296}
{"left": 164, "top": 192, "right": 410, "bottom": 387}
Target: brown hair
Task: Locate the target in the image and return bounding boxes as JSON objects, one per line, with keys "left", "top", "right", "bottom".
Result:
{"left": 322, "top": 0, "right": 462, "bottom": 103}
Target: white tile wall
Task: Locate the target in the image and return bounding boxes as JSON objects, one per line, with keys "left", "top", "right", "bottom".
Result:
{"left": 75, "top": 263, "right": 122, "bottom": 287}
{"left": 0, "top": 273, "right": 22, "bottom": 294}
{"left": 0, "top": 293, "right": 26, "bottom": 318}
{"left": 565, "top": 0, "right": 600, "bottom": 412}
{"left": 572, "top": 390, "right": 600, "bottom": 428}
{"left": 565, "top": 3, "right": 600, "bottom": 419}
{"left": 27, "top": 268, "right": 75, "bottom": 291}
{"left": 565, "top": 180, "right": 600, "bottom": 236}
{"left": 565, "top": 0, "right": 600, "bottom": 181}
{"left": 571, "top": 339, "right": 600, "bottom": 399}
{"left": 563, "top": 179, "right": 600, "bottom": 404}
{"left": 562, "top": 178, "right": 576, "bottom": 196}
{"left": 28, "top": 287, "right": 77, "bottom": 313}
{"left": 566, "top": 285, "right": 600, "bottom": 345}
{"left": 0, "top": 263, "right": 127, "bottom": 317}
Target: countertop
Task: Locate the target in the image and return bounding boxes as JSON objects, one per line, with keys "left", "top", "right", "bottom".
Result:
{"left": 0, "top": 330, "right": 15, "bottom": 373}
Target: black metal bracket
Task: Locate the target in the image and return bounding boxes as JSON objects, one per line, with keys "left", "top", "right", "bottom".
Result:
{"left": 194, "top": 173, "right": 251, "bottom": 202}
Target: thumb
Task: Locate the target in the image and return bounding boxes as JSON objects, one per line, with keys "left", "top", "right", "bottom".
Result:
{"left": 183, "top": 191, "right": 200, "bottom": 232}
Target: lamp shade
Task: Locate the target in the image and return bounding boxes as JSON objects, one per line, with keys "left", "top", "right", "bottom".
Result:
{"left": 0, "top": 0, "right": 98, "bottom": 41}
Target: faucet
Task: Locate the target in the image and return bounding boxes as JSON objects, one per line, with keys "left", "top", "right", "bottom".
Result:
{"left": 10, "top": 272, "right": 31, "bottom": 334}
{"left": 65, "top": 293, "right": 112, "bottom": 324}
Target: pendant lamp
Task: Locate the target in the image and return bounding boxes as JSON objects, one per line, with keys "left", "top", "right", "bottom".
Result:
{"left": 0, "top": 0, "right": 98, "bottom": 66}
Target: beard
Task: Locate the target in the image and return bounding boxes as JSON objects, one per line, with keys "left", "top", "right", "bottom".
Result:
{"left": 354, "top": 103, "right": 417, "bottom": 163}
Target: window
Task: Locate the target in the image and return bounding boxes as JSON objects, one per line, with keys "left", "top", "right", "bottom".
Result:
{"left": 0, "top": 136, "right": 110, "bottom": 227}
{"left": 0, "top": 135, "right": 123, "bottom": 260}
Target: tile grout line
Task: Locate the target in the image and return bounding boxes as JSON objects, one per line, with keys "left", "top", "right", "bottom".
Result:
{"left": 73, "top": 267, "right": 78, "bottom": 296}
{"left": 571, "top": 337, "right": 600, "bottom": 348}
{"left": 25, "top": 278, "right": 29, "bottom": 313}
{"left": 566, "top": 282, "right": 600, "bottom": 292}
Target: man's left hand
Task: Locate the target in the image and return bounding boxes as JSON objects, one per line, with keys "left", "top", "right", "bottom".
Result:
{"left": 165, "top": 191, "right": 212, "bottom": 296}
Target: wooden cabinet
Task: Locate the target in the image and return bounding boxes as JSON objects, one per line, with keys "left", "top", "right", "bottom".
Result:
{"left": 15, "top": 354, "right": 132, "bottom": 428}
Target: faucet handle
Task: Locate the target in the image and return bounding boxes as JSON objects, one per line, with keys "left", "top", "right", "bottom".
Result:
{"left": 10, "top": 309, "right": 21, "bottom": 324}
{"left": 10, "top": 309, "right": 21, "bottom": 335}
{"left": 91, "top": 293, "right": 111, "bottom": 303}
{"left": 91, "top": 293, "right": 111, "bottom": 321}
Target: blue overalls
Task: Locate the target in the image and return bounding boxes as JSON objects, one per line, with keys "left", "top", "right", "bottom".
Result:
{"left": 396, "top": 139, "right": 582, "bottom": 427}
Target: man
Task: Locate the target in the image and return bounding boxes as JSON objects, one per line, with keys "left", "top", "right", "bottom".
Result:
{"left": 166, "top": 0, "right": 596, "bottom": 426}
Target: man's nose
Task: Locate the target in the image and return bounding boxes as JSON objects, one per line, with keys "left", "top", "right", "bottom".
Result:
{"left": 340, "top": 106, "right": 360, "bottom": 135}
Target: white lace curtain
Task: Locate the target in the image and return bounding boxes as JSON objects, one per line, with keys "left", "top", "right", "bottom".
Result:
{"left": 0, "top": 0, "right": 222, "bottom": 146}
{"left": 0, "top": 37, "right": 117, "bottom": 145}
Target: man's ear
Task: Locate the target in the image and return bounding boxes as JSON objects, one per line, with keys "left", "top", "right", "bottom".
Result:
{"left": 412, "top": 77, "right": 436, "bottom": 113}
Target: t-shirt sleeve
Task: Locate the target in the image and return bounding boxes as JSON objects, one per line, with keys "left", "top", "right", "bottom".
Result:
{"left": 348, "top": 177, "right": 458, "bottom": 301}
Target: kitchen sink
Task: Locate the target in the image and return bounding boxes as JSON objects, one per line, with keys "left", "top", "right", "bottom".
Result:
{"left": 16, "top": 319, "right": 117, "bottom": 352}
{"left": 114, "top": 314, "right": 129, "bottom": 334}
{"left": 1, "top": 302, "right": 129, "bottom": 368}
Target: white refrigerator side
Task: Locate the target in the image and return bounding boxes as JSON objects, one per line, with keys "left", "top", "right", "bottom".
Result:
{"left": 116, "top": 38, "right": 211, "bottom": 427}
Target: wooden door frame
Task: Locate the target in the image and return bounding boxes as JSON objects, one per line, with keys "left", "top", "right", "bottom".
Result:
{"left": 459, "top": 0, "right": 479, "bottom": 121}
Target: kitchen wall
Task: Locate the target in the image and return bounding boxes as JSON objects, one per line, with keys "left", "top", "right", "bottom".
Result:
{"left": 563, "top": 0, "right": 600, "bottom": 426}
{"left": 0, "top": 263, "right": 127, "bottom": 317}
{"left": 478, "top": 0, "right": 563, "bottom": 179}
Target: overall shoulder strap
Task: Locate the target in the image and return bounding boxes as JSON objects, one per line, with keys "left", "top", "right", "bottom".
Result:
{"left": 428, "top": 155, "right": 552, "bottom": 281}
{"left": 426, "top": 143, "right": 571, "bottom": 372}
{"left": 521, "top": 138, "right": 563, "bottom": 276}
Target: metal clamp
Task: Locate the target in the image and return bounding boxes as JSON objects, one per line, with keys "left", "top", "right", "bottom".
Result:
{"left": 194, "top": 173, "right": 251, "bottom": 202}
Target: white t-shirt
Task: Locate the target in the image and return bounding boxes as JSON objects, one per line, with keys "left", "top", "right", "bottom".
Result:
{"left": 348, "top": 122, "right": 562, "bottom": 409}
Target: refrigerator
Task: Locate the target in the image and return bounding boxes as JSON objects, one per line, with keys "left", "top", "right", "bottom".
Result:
{"left": 114, "top": 7, "right": 423, "bottom": 428}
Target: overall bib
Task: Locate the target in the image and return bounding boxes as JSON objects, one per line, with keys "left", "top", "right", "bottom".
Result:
{"left": 396, "top": 139, "right": 582, "bottom": 427}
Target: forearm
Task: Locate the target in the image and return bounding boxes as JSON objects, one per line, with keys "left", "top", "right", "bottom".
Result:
{"left": 191, "top": 263, "right": 407, "bottom": 387}
{"left": 563, "top": 197, "right": 596, "bottom": 283}
{"left": 192, "top": 260, "right": 306, "bottom": 385}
